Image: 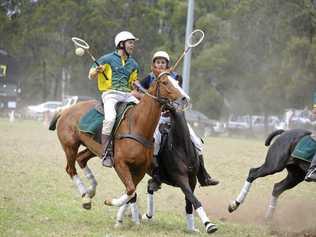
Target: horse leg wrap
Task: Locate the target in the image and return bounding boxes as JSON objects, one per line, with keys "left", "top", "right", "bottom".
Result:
{"left": 146, "top": 193, "right": 154, "bottom": 218}
{"left": 116, "top": 203, "right": 128, "bottom": 224}
{"left": 236, "top": 181, "right": 251, "bottom": 203}
{"left": 196, "top": 207, "right": 217, "bottom": 233}
{"left": 72, "top": 175, "right": 87, "bottom": 197}
{"left": 111, "top": 192, "right": 135, "bottom": 206}
{"left": 130, "top": 202, "right": 140, "bottom": 224}
{"left": 83, "top": 166, "right": 97, "bottom": 187}
{"left": 265, "top": 195, "right": 278, "bottom": 219}
{"left": 186, "top": 214, "right": 198, "bottom": 232}
{"left": 196, "top": 206, "right": 210, "bottom": 223}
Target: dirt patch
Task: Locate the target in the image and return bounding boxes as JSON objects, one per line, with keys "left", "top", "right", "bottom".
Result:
{"left": 200, "top": 192, "right": 316, "bottom": 236}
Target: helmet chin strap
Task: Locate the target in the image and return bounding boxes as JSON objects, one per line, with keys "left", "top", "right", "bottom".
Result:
{"left": 123, "top": 42, "right": 130, "bottom": 57}
{"left": 118, "top": 41, "right": 129, "bottom": 58}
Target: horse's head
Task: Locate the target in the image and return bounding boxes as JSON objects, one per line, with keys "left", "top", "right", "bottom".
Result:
{"left": 149, "top": 72, "right": 190, "bottom": 111}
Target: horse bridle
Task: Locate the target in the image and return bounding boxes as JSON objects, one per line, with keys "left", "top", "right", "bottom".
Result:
{"left": 135, "top": 71, "right": 175, "bottom": 108}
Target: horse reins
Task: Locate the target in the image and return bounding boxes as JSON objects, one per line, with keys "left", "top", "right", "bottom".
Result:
{"left": 117, "top": 72, "right": 174, "bottom": 149}
{"left": 134, "top": 72, "right": 173, "bottom": 107}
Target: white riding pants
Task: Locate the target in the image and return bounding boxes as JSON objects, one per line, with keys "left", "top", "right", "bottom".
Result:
{"left": 153, "top": 116, "right": 203, "bottom": 156}
{"left": 101, "top": 90, "right": 139, "bottom": 135}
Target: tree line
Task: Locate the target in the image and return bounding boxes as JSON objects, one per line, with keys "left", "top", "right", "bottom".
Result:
{"left": 1, "top": 0, "right": 316, "bottom": 119}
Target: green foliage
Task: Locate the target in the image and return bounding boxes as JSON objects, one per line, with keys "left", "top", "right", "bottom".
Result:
{"left": 1, "top": 0, "right": 316, "bottom": 117}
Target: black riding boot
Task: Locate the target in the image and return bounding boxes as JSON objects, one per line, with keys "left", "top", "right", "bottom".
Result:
{"left": 305, "top": 153, "right": 316, "bottom": 182}
{"left": 149, "top": 156, "right": 162, "bottom": 192}
{"left": 197, "top": 155, "right": 219, "bottom": 186}
{"left": 101, "top": 134, "right": 113, "bottom": 167}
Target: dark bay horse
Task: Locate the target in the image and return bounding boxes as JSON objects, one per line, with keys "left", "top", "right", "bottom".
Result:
{"left": 49, "top": 73, "right": 189, "bottom": 214}
{"left": 115, "top": 110, "right": 218, "bottom": 234}
{"left": 228, "top": 129, "right": 313, "bottom": 220}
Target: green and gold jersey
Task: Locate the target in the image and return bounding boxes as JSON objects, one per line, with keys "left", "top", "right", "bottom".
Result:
{"left": 91, "top": 51, "right": 139, "bottom": 92}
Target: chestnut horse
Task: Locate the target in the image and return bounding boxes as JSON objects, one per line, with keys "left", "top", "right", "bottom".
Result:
{"left": 49, "top": 72, "right": 189, "bottom": 214}
{"left": 115, "top": 110, "right": 218, "bottom": 233}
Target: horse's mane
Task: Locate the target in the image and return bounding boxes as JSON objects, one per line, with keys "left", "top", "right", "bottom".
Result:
{"left": 169, "top": 111, "right": 196, "bottom": 157}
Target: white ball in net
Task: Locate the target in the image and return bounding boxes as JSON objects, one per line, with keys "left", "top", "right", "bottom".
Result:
{"left": 75, "top": 47, "right": 85, "bottom": 56}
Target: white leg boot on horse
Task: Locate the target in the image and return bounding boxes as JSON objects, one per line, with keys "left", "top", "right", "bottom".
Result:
{"left": 228, "top": 181, "right": 252, "bottom": 213}
{"left": 72, "top": 175, "right": 91, "bottom": 209}
{"left": 83, "top": 166, "right": 97, "bottom": 198}
{"left": 115, "top": 203, "right": 129, "bottom": 228}
{"left": 196, "top": 207, "right": 217, "bottom": 233}
{"left": 130, "top": 202, "right": 141, "bottom": 224}
{"left": 265, "top": 195, "right": 278, "bottom": 220}
{"left": 142, "top": 191, "right": 154, "bottom": 221}
{"left": 186, "top": 213, "right": 199, "bottom": 233}
{"left": 105, "top": 192, "right": 136, "bottom": 207}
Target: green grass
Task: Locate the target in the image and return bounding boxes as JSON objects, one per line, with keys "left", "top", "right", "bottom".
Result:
{"left": 0, "top": 118, "right": 315, "bottom": 237}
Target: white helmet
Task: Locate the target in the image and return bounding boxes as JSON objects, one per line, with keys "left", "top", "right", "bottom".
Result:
{"left": 114, "top": 31, "right": 138, "bottom": 48}
{"left": 152, "top": 51, "right": 170, "bottom": 63}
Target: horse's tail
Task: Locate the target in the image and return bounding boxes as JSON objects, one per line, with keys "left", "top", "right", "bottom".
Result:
{"left": 48, "top": 111, "right": 61, "bottom": 131}
{"left": 265, "top": 129, "right": 285, "bottom": 146}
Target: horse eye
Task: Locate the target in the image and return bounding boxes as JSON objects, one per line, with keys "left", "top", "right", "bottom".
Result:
{"left": 162, "top": 81, "right": 168, "bottom": 85}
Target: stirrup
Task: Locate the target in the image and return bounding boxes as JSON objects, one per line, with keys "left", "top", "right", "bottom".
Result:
{"left": 101, "top": 150, "right": 113, "bottom": 167}
{"left": 305, "top": 168, "right": 316, "bottom": 182}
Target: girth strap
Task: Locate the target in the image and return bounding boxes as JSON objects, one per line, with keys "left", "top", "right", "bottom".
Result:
{"left": 116, "top": 133, "right": 153, "bottom": 148}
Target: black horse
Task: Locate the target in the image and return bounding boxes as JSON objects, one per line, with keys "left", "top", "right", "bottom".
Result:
{"left": 228, "top": 128, "right": 313, "bottom": 219}
{"left": 115, "top": 110, "right": 218, "bottom": 234}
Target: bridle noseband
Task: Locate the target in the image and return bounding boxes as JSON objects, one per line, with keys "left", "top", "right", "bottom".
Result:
{"left": 136, "top": 72, "right": 174, "bottom": 108}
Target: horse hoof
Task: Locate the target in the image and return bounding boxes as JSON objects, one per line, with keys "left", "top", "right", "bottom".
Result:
{"left": 264, "top": 216, "right": 273, "bottom": 224}
{"left": 87, "top": 188, "right": 96, "bottom": 198}
{"left": 104, "top": 199, "right": 112, "bottom": 206}
{"left": 264, "top": 211, "right": 274, "bottom": 222}
{"left": 82, "top": 202, "right": 91, "bottom": 210}
{"left": 142, "top": 213, "right": 153, "bottom": 221}
{"left": 228, "top": 200, "right": 239, "bottom": 213}
{"left": 82, "top": 196, "right": 91, "bottom": 210}
{"left": 187, "top": 228, "right": 200, "bottom": 233}
{"left": 114, "top": 221, "right": 123, "bottom": 228}
{"left": 205, "top": 222, "right": 217, "bottom": 234}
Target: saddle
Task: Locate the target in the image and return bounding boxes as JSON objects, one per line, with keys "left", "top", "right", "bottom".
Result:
{"left": 79, "top": 101, "right": 153, "bottom": 154}
{"left": 78, "top": 101, "right": 135, "bottom": 141}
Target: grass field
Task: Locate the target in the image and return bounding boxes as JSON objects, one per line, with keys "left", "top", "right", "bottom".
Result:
{"left": 1, "top": 118, "right": 316, "bottom": 237}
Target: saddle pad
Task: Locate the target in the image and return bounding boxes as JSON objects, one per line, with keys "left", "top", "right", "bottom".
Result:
{"left": 292, "top": 135, "right": 316, "bottom": 162}
{"left": 79, "top": 108, "right": 103, "bottom": 135}
{"left": 78, "top": 102, "right": 135, "bottom": 136}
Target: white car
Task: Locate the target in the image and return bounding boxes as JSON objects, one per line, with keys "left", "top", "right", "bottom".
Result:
{"left": 227, "top": 115, "right": 284, "bottom": 135}
{"left": 27, "top": 101, "right": 62, "bottom": 119}
{"left": 58, "top": 96, "right": 94, "bottom": 111}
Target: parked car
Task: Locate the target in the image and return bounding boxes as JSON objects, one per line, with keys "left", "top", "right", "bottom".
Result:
{"left": 27, "top": 101, "right": 62, "bottom": 119}
{"left": 184, "top": 109, "right": 225, "bottom": 137}
{"left": 286, "top": 109, "right": 313, "bottom": 129}
{"left": 57, "top": 95, "right": 95, "bottom": 111}
{"left": 227, "top": 115, "right": 284, "bottom": 136}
